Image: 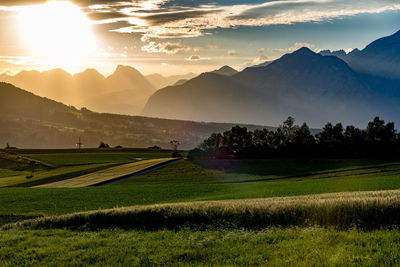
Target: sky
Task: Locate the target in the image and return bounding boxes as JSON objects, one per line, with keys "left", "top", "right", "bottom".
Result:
{"left": 0, "top": 0, "right": 399, "bottom": 76}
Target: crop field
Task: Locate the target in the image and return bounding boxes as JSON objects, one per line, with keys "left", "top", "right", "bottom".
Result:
{"left": 36, "top": 158, "right": 176, "bottom": 188}
{"left": 5, "top": 189, "right": 400, "bottom": 231}
{"left": 2, "top": 151, "right": 400, "bottom": 265}
{"left": 0, "top": 151, "right": 173, "bottom": 187}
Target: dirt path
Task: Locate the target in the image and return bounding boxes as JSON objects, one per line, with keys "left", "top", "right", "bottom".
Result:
{"left": 35, "top": 158, "right": 181, "bottom": 188}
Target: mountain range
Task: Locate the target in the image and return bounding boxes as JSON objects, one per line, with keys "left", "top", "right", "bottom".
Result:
{"left": 0, "top": 66, "right": 196, "bottom": 115}
{"left": 143, "top": 30, "right": 400, "bottom": 127}
{"left": 320, "top": 30, "right": 400, "bottom": 81}
{"left": 2, "top": 30, "right": 400, "bottom": 131}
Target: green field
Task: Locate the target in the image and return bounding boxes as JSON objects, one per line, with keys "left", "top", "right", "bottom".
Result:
{"left": 1, "top": 159, "right": 400, "bottom": 216}
{"left": 2, "top": 152, "right": 400, "bottom": 265}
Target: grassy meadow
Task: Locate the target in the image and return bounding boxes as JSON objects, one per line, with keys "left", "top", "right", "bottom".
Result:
{"left": 2, "top": 228, "right": 400, "bottom": 266}
{"left": 2, "top": 151, "right": 400, "bottom": 265}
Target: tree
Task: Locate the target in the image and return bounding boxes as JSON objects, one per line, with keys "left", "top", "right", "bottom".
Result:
{"left": 316, "top": 123, "right": 344, "bottom": 156}
{"left": 365, "top": 117, "right": 396, "bottom": 155}
{"left": 189, "top": 116, "right": 400, "bottom": 160}
{"left": 199, "top": 133, "right": 223, "bottom": 153}
{"left": 98, "top": 142, "right": 110, "bottom": 148}
{"left": 281, "top": 116, "right": 297, "bottom": 144}
{"left": 170, "top": 140, "right": 181, "bottom": 158}
{"left": 223, "top": 126, "right": 252, "bottom": 158}
{"left": 291, "top": 123, "right": 315, "bottom": 156}
{"left": 344, "top": 125, "right": 366, "bottom": 156}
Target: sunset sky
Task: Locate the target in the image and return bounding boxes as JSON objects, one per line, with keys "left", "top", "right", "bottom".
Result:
{"left": 0, "top": 0, "right": 399, "bottom": 76}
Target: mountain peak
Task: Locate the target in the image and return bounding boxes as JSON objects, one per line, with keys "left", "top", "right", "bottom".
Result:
{"left": 292, "top": 47, "right": 316, "bottom": 56}
{"left": 114, "top": 65, "right": 140, "bottom": 74}
{"left": 74, "top": 68, "right": 105, "bottom": 80}
{"left": 210, "top": 65, "right": 238, "bottom": 76}
{"left": 110, "top": 65, "right": 144, "bottom": 80}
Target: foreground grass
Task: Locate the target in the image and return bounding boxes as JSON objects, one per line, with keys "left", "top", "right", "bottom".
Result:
{"left": 1, "top": 228, "right": 400, "bottom": 266}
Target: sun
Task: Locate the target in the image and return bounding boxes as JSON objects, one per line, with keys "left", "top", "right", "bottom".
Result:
{"left": 17, "top": 1, "right": 96, "bottom": 71}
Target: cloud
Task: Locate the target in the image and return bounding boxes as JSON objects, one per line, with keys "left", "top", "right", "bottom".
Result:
{"left": 207, "top": 44, "right": 219, "bottom": 49}
{"left": 141, "top": 10, "right": 221, "bottom": 26}
{"left": 0, "top": 55, "right": 31, "bottom": 65}
{"left": 102, "top": 0, "right": 400, "bottom": 39}
{"left": 186, "top": 55, "right": 210, "bottom": 61}
{"left": 2, "top": 0, "right": 400, "bottom": 40}
{"left": 288, "top": 42, "right": 316, "bottom": 52}
{"left": 141, "top": 41, "right": 192, "bottom": 54}
{"left": 228, "top": 50, "right": 238, "bottom": 56}
{"left": 273, "top": 42, "right": 318, "bottom": 53}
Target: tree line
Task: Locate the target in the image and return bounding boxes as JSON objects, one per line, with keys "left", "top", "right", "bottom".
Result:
{"left": 189, "top": 117, "right": 399, "bottom": 159}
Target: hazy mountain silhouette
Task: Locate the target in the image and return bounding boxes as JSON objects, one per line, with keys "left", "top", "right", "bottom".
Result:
{"left": 319, "top": 30, "right": 400, "bottom": 80}
{"left": 146, "top": 73, "right": 197, "bottom": 89}
{"left": 319, "top": 49, "right": 361, "bottom": 61}
{"left": 0, "top": 82, "right": 267, "bottom": 149}
{"left": 0, "top": 69, "right": 74, "bottom": 102}
{"left": 348, "top": 30, "right": 400, "bottom": 80}
{"left": 173, "top": 79, "right": 189, "bottom": 86}
{"left": 210, "top": 65, "right": 238, "bottom": 76}
{"left": 82, "top": 65, "right": 156, "bottom": 115}
{"left": 0, "top": 65, "right": 157, "bottom": 115}
{"left": 251, "top": 61, "right": 272, "bottom": 68}
{"left": 143, "top": 45, "right": 398, "bottom": 127}
{"left": 73, "top": 68, "right": 108, "bottom": 99}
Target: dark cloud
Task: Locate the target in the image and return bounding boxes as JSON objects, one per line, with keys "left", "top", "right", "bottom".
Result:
{"left": 87, "top": 11, "right": 129, "bottom": 21}
{"left": 187, "top": 55, "right": 201, "bottom": 60}
{"left": 142, "top": 10, "right": 221, "bottom": 26}
{"left": 141, "top": 41, "right": 192, "bottom": 54}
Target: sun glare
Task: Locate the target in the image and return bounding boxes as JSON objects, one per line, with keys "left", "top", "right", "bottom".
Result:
{"left": 17, "top": 1, "right": 96, "bottom": 71}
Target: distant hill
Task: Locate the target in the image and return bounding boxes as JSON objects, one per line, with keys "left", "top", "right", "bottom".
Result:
{"left": 0, "top": 82, "right": 268, "bottom": 149}
{"left": 143, "top": 42, "right": 400, "bottom": 127}
{"left": 0, "top": 65, "right": 156, "bottom": 115}
{"left": 146, "top": 73, "right": 197, "bottom": 89}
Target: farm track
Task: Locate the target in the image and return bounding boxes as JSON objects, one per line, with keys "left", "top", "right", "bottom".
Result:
{"left": 35, "top": 158, "right": 180, "bottom": 188}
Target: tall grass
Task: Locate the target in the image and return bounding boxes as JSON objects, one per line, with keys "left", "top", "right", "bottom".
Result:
{"left": 4, "top": 189, "right": 400, "bottom": 231}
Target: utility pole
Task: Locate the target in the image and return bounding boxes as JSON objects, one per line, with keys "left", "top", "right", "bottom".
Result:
{"left": 76, "top": 136, "right": 83, "bottom": 149}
